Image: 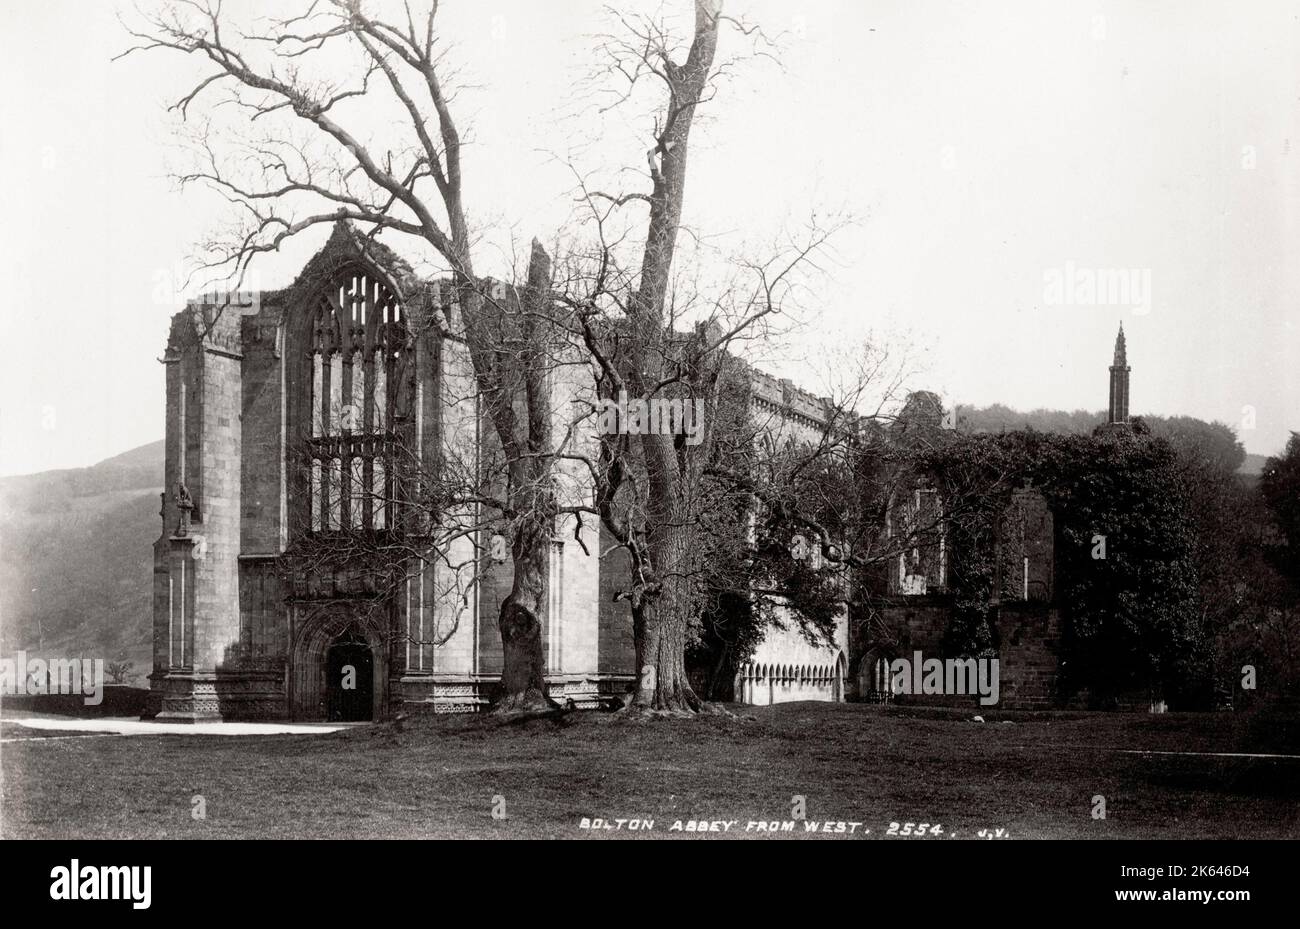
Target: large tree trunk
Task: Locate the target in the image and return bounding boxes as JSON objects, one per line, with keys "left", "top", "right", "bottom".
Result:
{"left": 629, "top": 515, "right": 705, "bottom": 713}
{"left": 492, "top": 478, "right": 556, "bottom": 713}
{"left": 487, "top": 241, "right": 557, "bottom": 715}
{"left": 494, "top": 535, "right": 551, "bottom": 714}
{"left": 620, "top": 2, "right": 722, "bottom": 714}
{"left": 632, "top": 600, "right": 701, "bottom": 713}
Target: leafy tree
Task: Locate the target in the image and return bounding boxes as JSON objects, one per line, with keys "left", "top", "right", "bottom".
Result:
{"left": 1261, "top": 432, "right": 1300, "bottom": 586}
{"left": 1146, "top": 416, "right": 1246, "bottom": 474}
{"left": 1244, "top": 432, "right": 1300, "bottom": 697}
{"left": 957, "top": 405, "right": 1248, "bottom": 474}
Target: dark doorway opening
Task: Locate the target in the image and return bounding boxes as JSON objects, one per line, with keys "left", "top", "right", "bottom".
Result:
{"left": 326, "top": 630, "right": 374, "bottom": 722}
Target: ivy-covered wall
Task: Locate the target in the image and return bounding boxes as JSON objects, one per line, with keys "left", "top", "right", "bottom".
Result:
{"left": 916, "top": 429, "right": 1203, "bottom": 709}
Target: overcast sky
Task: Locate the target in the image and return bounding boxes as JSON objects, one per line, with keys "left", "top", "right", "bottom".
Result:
{"left": 2, "top": 0, "right": 1297, "bottom": 476}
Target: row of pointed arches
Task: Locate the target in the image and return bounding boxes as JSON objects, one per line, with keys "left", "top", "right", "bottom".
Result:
{"left": 736, "top": 654, "right": 846, "bottom": 705}
{"left": 740, "top": 662, "right": 842, "bottom": 685}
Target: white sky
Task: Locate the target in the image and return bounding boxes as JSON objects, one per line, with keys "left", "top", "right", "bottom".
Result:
{"left": 1, "top": 0, "right": 1297, "bottom": 476}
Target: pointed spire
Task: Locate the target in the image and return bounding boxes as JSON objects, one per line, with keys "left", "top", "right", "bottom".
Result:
{"left": 1107, "top": 322, "right": 1131, "bottom": 426}
{"left": 1112, "top": 321, "right": 1127, "bottom": 367}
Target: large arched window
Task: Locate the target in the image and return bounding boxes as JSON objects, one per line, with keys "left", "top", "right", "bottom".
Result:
{"left": 306, "top": 268, "right": 409, "bottom": 532}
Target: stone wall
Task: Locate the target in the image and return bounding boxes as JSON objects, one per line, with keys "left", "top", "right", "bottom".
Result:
{"left": 738, "top": 600, "right": 848, "bottom": 705}
{"left": 149, "top": 303, "right": 248, "bottom": 721}
{"left": 597, "top": 525, "right": 636, "bottom": 675}
{"left": 854, "top": 597, "right": 1063, "bottom": 710}
{"left": 995, "top": 603, "right": 1062, "bottom": 709}
{"left": 238, "top": 310, "right": 285, "bottom": 555}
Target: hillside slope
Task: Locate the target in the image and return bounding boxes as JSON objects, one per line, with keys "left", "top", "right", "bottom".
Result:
{"left": 0, "top": 441, "right": 163, "bottom": 679}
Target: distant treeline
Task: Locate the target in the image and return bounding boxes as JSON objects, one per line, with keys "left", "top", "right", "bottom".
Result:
{"left": 954, "top": 405, "right": 1249, "bottom": 474}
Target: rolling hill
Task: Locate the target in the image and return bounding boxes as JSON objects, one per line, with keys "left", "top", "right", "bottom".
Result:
{"left": 0, "top": 441, "right": 163, "bottom": 681}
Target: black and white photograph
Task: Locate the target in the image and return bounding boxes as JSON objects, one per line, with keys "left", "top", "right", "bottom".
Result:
{"left": 0, "top": 0, "right": 1295, "bottom": 907}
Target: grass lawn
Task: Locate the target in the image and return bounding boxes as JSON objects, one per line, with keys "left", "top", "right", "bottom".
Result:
{"left": 2, "top": 703, "right": 1297, "bottom": 839}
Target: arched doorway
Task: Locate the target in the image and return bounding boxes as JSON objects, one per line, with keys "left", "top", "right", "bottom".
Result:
{"left": 289, "top": 606, "right": 389, "bottom": 721}
{"left": 326, "top": 629, "right": 374, "bottom": 721}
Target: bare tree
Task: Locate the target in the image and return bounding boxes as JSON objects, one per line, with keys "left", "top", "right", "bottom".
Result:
{"left": 120, "top": 0, "right": 570, "bottom": 712}
{"left": 543, "top": 1, "right": 940, "bottom": 713}
{"left": 545, "top": 0, "right": 760, "bottom": 713}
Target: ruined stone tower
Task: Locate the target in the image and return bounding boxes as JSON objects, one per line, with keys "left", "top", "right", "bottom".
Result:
{"left": 145, "top": 223, "right": 626, "bottom": 721}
